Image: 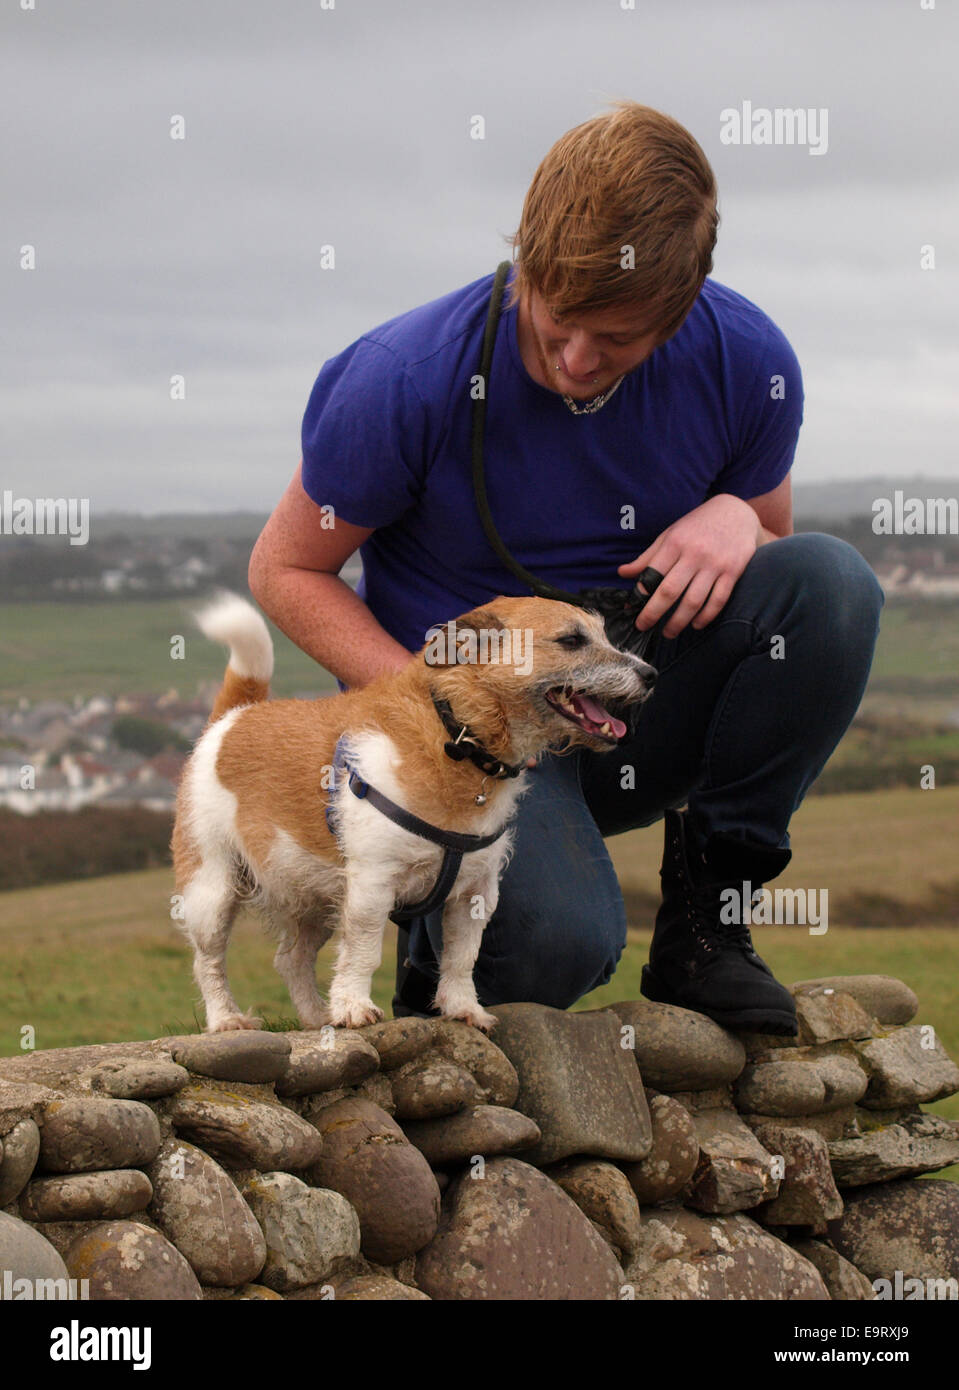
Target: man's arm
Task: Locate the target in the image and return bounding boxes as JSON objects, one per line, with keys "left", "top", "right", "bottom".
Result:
{"left": 248, "top": 463, "right": 415, "bottom": 690}
{"left": 746, "top": 475, "right": 794, "bottom": 545}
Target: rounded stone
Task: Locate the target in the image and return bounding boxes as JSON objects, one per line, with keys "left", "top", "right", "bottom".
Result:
{"left": 65, "top": 1220, "right": 203, "bottom": 1300}
{"left": 856, "top": 1027, "right": 959, "bottom": 1109}
{"left": 0, "top": 1210, "right": 69, "bottom": 1285}
{"left": 620, "top": 1094, "right": 700, "bottom": 1205}
{"left": 623, "top": 1208, "right": 829, "bottom": 1299}
{"left": 609, "top": 1000, "right": 746, "bottom": 1091}
{"left": 333, "top": 1275, "right": 430, "bottom": 1300}
{"left": 90, "top": 1058, "right": 190, "bottom": 1099}
{"left": 241, "top": 1171, "right": 360, "bottom": 1292}
{"left": 360, "top": 1018, "right": 435, "bottom": 1071}
{"left": 39, "top": 1098, "right": 161, "bottom": 1174}
{"left": 401, "top": 1105, "right": 541, "bottom": 1167}
{"left": 812, "top": 1055, "right": 868, "bottom": 1110}
{"left": 791, "top": 975, "right": 918, "bottom": 1026}
{"left": 145, "top": 1139, "right": 266, "bottom": 1286}
{"left": 0, "top": 1118, "right": 41, "bottom": 1205}
{"left": 791, "top": 1239, "right": 876, "bottom": 1300}
{"left": 21, "top": 1169, "right": 153, "bottom": 1223}
{"left": 829, "top": 1178, "right": 959, "bottom": 1284}
{"left": 431, "top": 1020, "right": 520, "bottom": 1106}
{"left": 415, "top": 1157, "right": 622, "bottom": 1300}
{"left": 734, "top": 1062, "right": 827, "bottom": 1117}
{"left": 274, "top": 1030, "right": 379, "bottom": 1097}
{"left": 390, "top": 1056, "right": 480, "bottom": 1121}
{"left": 170, "top": 1031, "right": 292, "bottom": 1084}
{"left": 166, "top": 1086, "right": 324, "bottom": 1170}
{"left": 793, "top": 989, "right": 878, "bottom": 1045}
{"left": 306, "top": 1098, "right": 440, "bottom": 1265}
{"left": 750, "top": 1122, "right": 843, "bottom": 1229}
{"left": 548, "top": 1158, "right": 642, "bottom": 1259}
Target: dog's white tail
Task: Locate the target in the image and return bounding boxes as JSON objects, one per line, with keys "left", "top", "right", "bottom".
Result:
{"left": 195, "top": 591, "right": 274, "bottom": 723}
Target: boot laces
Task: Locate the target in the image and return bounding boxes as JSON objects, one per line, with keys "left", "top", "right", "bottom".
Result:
{"left": 686, "top": 876, "right": 763, "bottom": 953}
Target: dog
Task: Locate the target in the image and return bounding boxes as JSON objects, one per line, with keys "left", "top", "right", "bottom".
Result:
{"left": 171, "top": 591, "right": 656, "bottom": 1033}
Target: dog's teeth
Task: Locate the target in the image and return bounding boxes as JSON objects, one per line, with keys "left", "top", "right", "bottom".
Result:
{"left": 600, "top": 721, "right": 611, "bottom": 734}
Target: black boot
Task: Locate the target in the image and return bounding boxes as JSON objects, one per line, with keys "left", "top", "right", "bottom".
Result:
{"left": 392, "top": 924, "right": 441, "bottom": 1019}
{"left": 641, "top": 808, "right": 799, "bottom": 1035}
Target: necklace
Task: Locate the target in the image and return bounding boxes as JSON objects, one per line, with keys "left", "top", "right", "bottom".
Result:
{"left": 558, "top": 370, "right": 626, "bottom": 415}
{"left": 528, "top": 306, "right": 625, "bottom": 415}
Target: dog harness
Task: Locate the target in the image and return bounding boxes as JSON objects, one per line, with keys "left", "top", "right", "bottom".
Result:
{"left": 325, "top": 735, "right": 512, "bottom": 925}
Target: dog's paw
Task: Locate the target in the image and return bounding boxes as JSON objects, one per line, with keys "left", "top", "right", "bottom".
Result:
{"left": 434, "top": 982, "right": 496, "bottom": 1033}
{"left": 209, "top": 1013, "right": 264, "bottom": 1032}
{"left": 328, "top": 999, "right": 385, "bottom": 1028}
{"left": 297, "top": 1005, "right": 331, "bottom": 1031}
{"left": 443, "top": 1005, "right": 498, "bottom": 1034}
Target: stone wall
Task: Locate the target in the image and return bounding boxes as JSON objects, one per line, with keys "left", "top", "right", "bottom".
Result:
{"left": 1, "top": 974, "right": 958, "bottom": 1300}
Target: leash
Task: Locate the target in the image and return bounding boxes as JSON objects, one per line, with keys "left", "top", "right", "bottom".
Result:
{"left": 472, "top": 261, "right": 671, "bottom": 663}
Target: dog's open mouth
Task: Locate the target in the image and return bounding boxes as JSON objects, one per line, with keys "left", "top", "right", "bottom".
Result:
{"left": 545, "top": 688, "right": 628, "bottom": 743}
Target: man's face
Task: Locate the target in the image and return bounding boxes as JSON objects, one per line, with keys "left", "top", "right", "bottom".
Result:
{"left": 524, "top": 286, "right": 663, "bottom": 399}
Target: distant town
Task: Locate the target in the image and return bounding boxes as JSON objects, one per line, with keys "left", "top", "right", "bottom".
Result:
{"left": 0, "top": 690, "right": 206, "bottom": 816}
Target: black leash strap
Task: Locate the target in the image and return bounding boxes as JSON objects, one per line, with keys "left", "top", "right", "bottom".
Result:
{"left": 325, "top": 737, "right": 509, "bottom": 924}
{"left": 470, "top": 261, "right": 671, "bottom": 661}
{"left": 471, "top": 262, "right": 579, "bottom": 604}
{"left": 348, "top": 771, "right": 507, "bottom": 855}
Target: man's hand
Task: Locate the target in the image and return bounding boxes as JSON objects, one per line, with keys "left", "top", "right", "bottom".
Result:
{"left": 617, "top": 494, "right": 765, "bottom": 639}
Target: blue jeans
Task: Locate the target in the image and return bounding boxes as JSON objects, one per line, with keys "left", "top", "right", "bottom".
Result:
{"left": 406, "top": 533, "right": 885, "bottom": 1009}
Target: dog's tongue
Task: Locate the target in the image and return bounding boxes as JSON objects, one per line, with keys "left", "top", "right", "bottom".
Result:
{"left": 572, "top": 694, "right": 627, "bottom": 738}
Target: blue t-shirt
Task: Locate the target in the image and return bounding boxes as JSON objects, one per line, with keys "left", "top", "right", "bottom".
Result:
{"left": 301, "top": 269, "right": 803, "bottom": 653}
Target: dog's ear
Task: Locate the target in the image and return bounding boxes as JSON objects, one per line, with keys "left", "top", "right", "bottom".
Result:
{"left": 421, "top": 607, "right": 507, "bottom": 667}
{"left": 455, "top": 606, "right": 507, "bottom": 634}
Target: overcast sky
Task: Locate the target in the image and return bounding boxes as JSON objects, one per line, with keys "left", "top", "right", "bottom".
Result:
{"left": 2, "top": 0, "right": 957, "bottom": 514}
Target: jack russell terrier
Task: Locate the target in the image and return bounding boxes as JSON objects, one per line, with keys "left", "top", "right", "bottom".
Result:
{"left": 172, "top": 592, "right": 656, "bottom": 1033}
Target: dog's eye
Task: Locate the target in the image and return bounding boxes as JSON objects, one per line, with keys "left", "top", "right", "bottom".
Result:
{"left": 555, "top": 631, "right": 589, "bottom": 650}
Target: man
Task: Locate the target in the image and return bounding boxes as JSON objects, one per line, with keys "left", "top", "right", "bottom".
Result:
{"left": 249, "top": 102, "right": 884, "bottom": 1034}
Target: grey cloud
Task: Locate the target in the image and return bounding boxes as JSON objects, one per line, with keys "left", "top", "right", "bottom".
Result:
{"left": 1, "top": 0, "right": 956, "bottom": 508}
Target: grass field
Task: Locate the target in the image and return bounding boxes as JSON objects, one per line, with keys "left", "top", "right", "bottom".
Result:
{"left": 2, "top": 594, "right": 957, "bottom": 706}
{"left": 1, "top": 783, "right": 956, "bottom": 1178}
{"left": 0, "top": 600, "right": 335, "bottom": 703}
{"left": 866, "top": 599, "right": 959, "bottom": 686}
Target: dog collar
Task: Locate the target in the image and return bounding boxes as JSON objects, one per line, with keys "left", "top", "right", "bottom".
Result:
{"left": 430, "top": 693, "right": 525, "bottom": 780}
